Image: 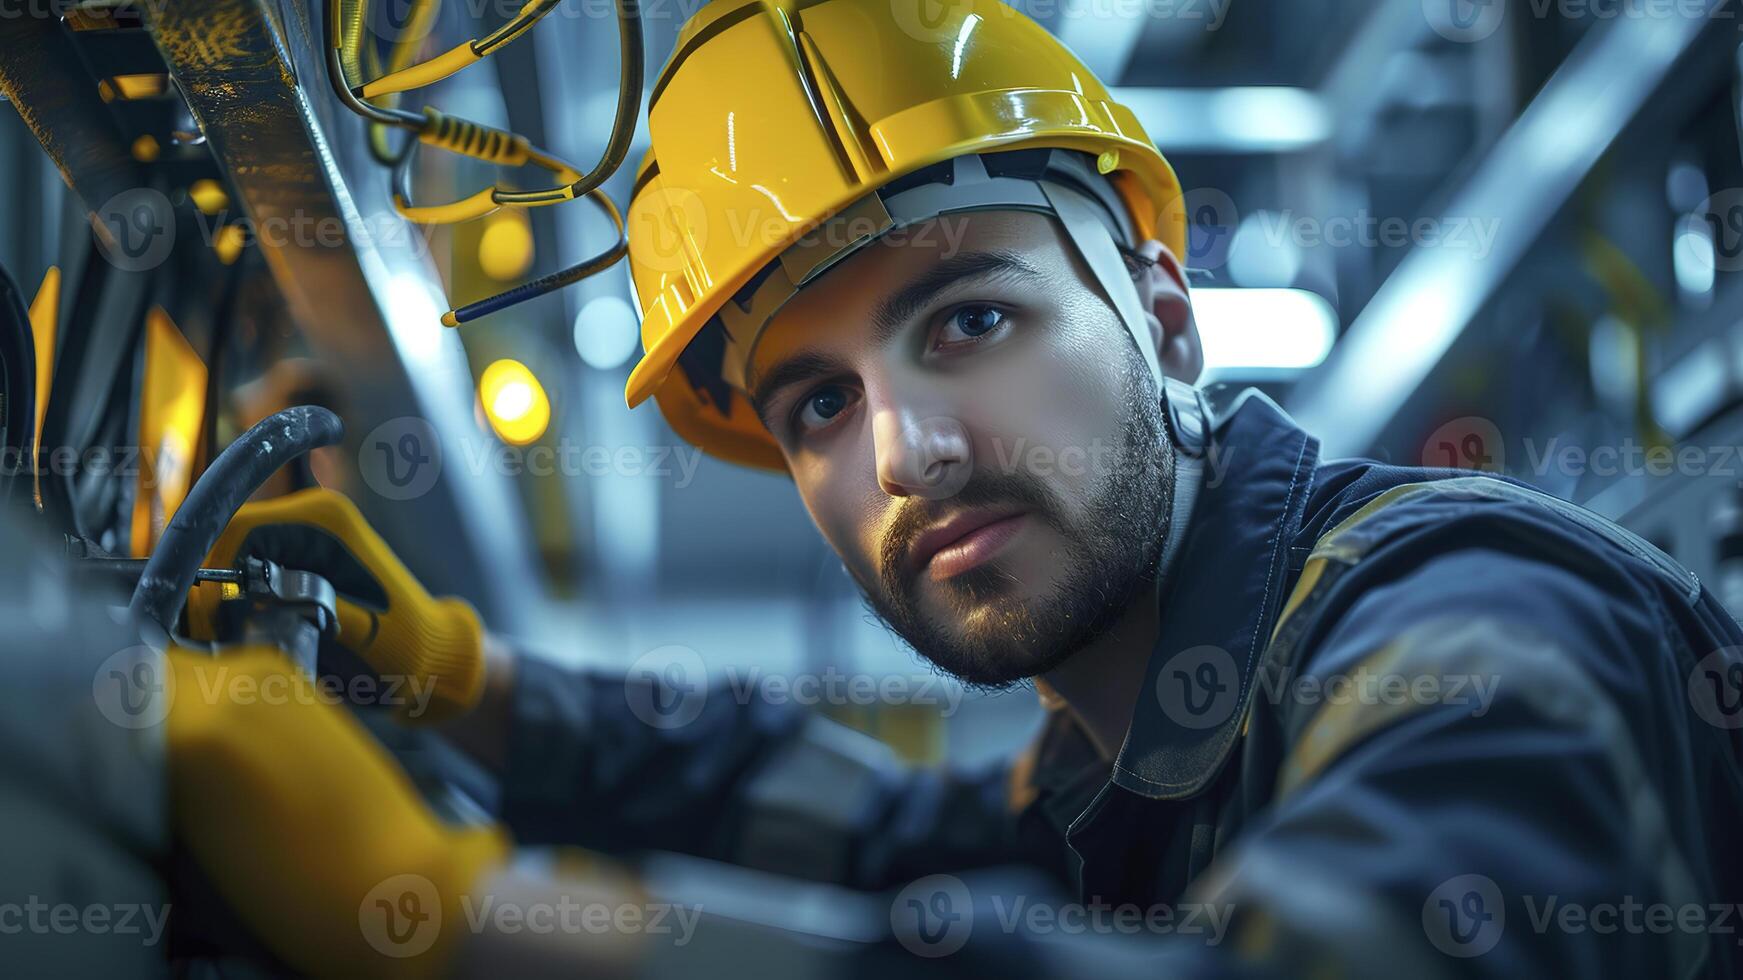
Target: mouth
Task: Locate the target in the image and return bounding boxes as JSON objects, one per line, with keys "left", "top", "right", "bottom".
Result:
{"left": 908, "top": 509, "right": 1029, "bottom": 581}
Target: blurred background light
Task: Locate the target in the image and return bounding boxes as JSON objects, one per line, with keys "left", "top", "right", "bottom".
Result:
{"left": 1652, "top": 338, "right": 1730, "bottom": 439}
{"left": 212, "top": 224, "right": 244, "bottom": 265}
{"left": 479, "top": 209, "right": 535, "bottom": 282}
{"left": 1115, "top": 87, "right": 1331, "bottom": 154}
{"left": 1666, "top": 159, "right": 1710, "bottom": 212}
{"left": 575, "top": 295, "right": 641, "bottom": 371}
{"left": 1193, "top": 288, "right": 1337, "bottom": 377}
{"left": 1227, "top": 211, "right": 1303, "bottom": 288}
{"left": 1588, "top": 315, "right": 1638, "bottom": 417}
{"left": 383, "top": 272, "right": 447, "bottom": 368}
{"left": 480, "top": 358, "right": 552, "bottom": 446}
{"left": 1674, "top": 214, "right": 1717, "bottom": 306}
{"left": 188, "top": 177, "right": 228, "bottom": 215}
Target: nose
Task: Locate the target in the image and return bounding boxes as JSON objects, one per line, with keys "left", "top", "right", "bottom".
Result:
{"left": 872, "top": 408, "right": 972, "bottom": 500}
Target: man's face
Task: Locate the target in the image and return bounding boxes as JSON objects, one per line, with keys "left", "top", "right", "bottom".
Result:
{"left": 748, "top": 210, "right": 1174, "bottom": 688}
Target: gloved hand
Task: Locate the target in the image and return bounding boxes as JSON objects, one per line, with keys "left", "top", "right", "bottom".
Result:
{"left": 167, "top": 645, "right": 509, "bottom": 979}
{"left": 185, "top": 487, "right": 486, "bottom": 720}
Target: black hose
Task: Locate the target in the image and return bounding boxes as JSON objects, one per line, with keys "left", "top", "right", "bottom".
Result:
{"left": 129, "top": 405, "right": 345, "bottom": 634}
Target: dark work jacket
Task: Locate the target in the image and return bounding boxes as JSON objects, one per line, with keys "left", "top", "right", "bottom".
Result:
{"left": 499, "top": 390, "right": 1743, "bottom": 978}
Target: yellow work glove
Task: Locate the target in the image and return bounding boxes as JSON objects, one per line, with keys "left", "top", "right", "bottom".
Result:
{"left": 185, "top": 487, "right": 485, "bottom": 720}
{"left": 166, "top": 645, "right": 509, "bottom": 979}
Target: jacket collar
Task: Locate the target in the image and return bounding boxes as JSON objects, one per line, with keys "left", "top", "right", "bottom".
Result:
{"left": 1109, "top": 389, "right": 1319, "bottom": 800}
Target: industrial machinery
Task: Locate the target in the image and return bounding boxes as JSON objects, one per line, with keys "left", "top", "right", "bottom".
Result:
{"left": 0, "top": 0, "right": 651, "bottom": 970}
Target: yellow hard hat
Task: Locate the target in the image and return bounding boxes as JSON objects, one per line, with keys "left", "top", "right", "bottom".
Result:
{"left": 624, "top": 0, "right": 1187, "bottom": 471}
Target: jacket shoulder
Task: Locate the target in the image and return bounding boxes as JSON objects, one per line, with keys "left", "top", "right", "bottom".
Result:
{"left": 1297, "top": 466, "right": 1700, "bottom": 605}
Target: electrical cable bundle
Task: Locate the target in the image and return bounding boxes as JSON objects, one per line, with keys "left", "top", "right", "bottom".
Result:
{"left": 324, "top": 0, "right": 643, "bottom": 325}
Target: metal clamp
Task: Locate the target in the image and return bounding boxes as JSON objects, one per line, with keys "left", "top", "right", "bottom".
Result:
{"left": 239, "top": 557, "right": 338, "bottom": 676}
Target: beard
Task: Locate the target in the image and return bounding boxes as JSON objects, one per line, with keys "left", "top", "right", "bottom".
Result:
{"left": 852, "top": 345, "right": 1175, "bottom": 689}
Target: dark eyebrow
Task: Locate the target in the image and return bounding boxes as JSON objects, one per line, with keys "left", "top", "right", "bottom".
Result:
{"left": 868, "top": 248, "right": 1042, "bottom": 345}
{"left": 749, "top": 350, "right": 840, "bottom": 430}
{"left": 747, "top": 249, "right": 1043, "bottom": 424}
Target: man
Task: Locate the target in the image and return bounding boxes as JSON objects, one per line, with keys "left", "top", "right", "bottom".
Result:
{"left": 164, "top": 0, "right": 1742, "bottom": 975}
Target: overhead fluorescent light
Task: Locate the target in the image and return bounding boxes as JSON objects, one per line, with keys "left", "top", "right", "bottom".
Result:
{"left": 1113, "top": 87, "right": 1331, "bottom": 155}
{"left": 1192, "top": 287, "right": 1337, "bottom": 376}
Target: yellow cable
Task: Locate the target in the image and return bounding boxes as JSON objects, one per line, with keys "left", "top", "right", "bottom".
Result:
{"left": 329, "top": 0, "right": 636, "bottom": 320}
{"left": 360, "top": 40, "right": 481, "bottom": 98}
{"left": 354, "top": 0, "right": 556, "bottom": 98}
{"left": 475, "top": 0, "right": 557, "bottom": 55}
{"left": 363, "top": 0, "right": 441, "bottom": 159}
{"left": 494, "top": 185, "right": 575, "bottom": 206}
{"left": 394, "top": 186, "right": 499, "bottom": 224}
{"left": 417, "top": 107, "right": 532, "bottom": 166}
{"left": 335, "top": 0, "right": 366, "bottom": 86}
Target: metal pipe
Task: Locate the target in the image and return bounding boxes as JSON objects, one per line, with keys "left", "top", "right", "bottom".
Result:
{"left": 80, "top": 557, "right": 243, "bottom": 584}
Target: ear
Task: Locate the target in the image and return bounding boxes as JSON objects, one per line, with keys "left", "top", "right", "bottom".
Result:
{"left": 1133, "top": 238, "right": 1203, "bottom": 384}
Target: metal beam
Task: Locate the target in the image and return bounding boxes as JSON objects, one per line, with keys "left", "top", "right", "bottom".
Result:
{"left": 0, "top": 9, "right": 143, "bottom": 240}
{"left": 1288, "top": 4, "right": 1720, "bottom": 458}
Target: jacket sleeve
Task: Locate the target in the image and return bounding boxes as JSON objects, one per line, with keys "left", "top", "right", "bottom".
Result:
{"left": 1162, "top": 546, "right": 1740, "bottom": 978}
{"left": 495, "top": 654, "right": 1044, "bottom": 890}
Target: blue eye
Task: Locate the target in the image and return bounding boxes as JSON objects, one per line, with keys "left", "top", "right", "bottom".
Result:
{"left": 947, "top": 305, "right": 1005, "bottom": 339}
{"left": 795, "top": 384, "right": 853, "bottom": 432}
{"left": 808, "top": 387, "right": 847, "bottom": 419}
